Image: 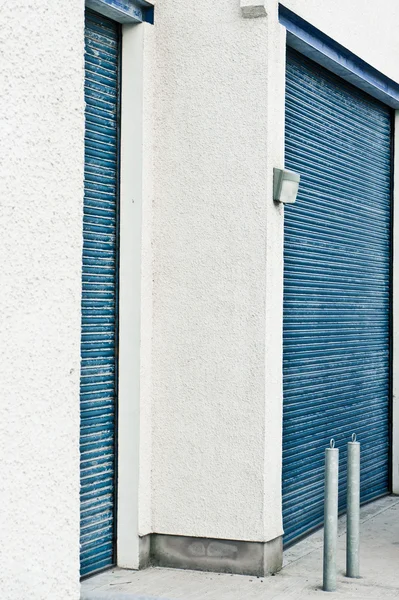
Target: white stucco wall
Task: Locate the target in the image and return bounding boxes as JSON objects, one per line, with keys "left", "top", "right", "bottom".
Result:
{"left": 148, "top": 0, "right": 399, "bottom": 545}
{"left": 0, "top": 2, "right": 84, "bottom": 599}
{"left": 282, "top": 0, "right": 399, "bottom": 83}
{"left": 150, "top": 0, "right": 284, "bottom": 543}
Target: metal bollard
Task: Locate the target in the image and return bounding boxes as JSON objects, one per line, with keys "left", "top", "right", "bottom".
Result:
{"left": 346, "top": 433, "right": 360, "bottom": 578}
{"left": 323, "top": 439, "right": 339, "bottom": 592}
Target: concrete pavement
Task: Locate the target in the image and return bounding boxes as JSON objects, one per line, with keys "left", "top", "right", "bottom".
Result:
{"left": 81, "top": 495, "right": 399, "bottom": 600}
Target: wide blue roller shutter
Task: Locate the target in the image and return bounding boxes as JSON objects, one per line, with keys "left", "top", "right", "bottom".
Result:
{"left": 283, "top": 49, "right": 392, "bottom": 545}
{"left": 80, "top": 11, "right": 119, "bottom": 577}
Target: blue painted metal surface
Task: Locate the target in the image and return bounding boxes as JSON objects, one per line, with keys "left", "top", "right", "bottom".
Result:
{"left": 283, "top": 48, "right": 392, "bottom": 545}
{"left": 86, "top": 0, "right": 153, "bottom": 24}
{"left": 80, "top": 10, "right": 119, "bottom": 577}
{"left": 279, "top": 5, "right": 399, "bottom": 109}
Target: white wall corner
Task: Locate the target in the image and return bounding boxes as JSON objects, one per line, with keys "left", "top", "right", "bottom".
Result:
{"left": 262, "top": 10, "right": 286, "bottom": 542}
{"left": 240, "top": 0, "right": 267, "bottom": 18}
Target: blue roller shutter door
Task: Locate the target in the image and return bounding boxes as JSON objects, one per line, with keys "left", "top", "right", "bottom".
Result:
{"left": 80, "top": 11, "right": 120, "bottom": 576}
{"left": 283, "top": 49, "right": 392, "bottom": 545}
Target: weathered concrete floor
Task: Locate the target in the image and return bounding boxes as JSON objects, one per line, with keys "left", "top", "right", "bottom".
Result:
{"left": 81, "top": 495, "right": 399, "bottom": 600}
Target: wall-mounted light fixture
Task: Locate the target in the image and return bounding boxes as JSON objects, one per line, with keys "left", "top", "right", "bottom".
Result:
{"left": 240, "top": 0, "right": 267, "bottom": 18}
{"left": 273, "top": 168, "right": 300, "bottom": 204}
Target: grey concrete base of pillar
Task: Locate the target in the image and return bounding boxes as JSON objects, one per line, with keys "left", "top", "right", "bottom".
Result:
{"left": 139, "top": 534, "right": 283, "bottom": 577}
{"left": 139, "top": 534, "right": 151, "bottom": 569}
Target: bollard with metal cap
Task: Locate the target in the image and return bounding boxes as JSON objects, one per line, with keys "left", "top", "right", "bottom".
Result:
{"left": 323, "top": 439, "right": 339, "bottom": 592}
{"left": 346, "top": 433, "right": 360, "bottom": 578}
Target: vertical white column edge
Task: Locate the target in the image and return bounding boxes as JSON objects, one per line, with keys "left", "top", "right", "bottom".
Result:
{"left": 263, "top": 10, "right": 286, "bottom": 541}
{"left": 392, "top": 110, "right": 399, "bottom": 495}
{"left": 117, "top": 22, "right": 144, "bottom": 568}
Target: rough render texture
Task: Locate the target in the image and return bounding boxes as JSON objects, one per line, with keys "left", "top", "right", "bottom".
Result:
{"left": 149, "top": 0, "right": 284, "bottom": 544}
{"left": 283, "top": 0, "right": 399, "bottom": 82}
{"left": 148, "top": 0, "right": 399, "bottom": 546}
{"left": 0, "top": 2, "right": 84, "bottom": 599}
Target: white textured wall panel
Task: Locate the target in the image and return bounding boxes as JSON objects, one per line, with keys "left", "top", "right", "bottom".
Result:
{"left": 150, "top": 0, "right": 276, "bottom": 542}
{"left": 0, "top": 1, "right": 85, "bottom": 598}
{"left": 282, "top": 0, "right": 399, "bottom": 82}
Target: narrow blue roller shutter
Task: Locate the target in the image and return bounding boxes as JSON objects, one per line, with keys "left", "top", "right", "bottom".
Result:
{"left": 80, "top": 11, "right": 120, "bottom": 577}
{"left": 283, "top": 49, "right": 392, "bottom": 545}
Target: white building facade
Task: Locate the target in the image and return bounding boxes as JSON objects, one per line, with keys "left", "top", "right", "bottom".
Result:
{"left": 2, "top": 1, "right": 399, "bottom": 598}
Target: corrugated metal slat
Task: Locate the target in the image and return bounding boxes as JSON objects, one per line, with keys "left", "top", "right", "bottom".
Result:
{"left": 80, "top": 10, "right": 119, "bottom": 577}
{"left": 283, "top": 49, "right": 391, "bottom": 545}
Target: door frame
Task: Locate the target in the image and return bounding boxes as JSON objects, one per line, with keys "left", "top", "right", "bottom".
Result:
{"left": 117, "top": 20, "right": 148, "bottom": 570}
{"left": 84, "top": 0, "right": 154, "bottom": 571}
